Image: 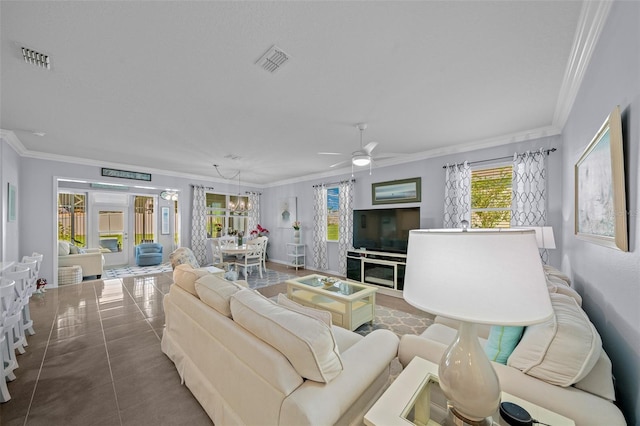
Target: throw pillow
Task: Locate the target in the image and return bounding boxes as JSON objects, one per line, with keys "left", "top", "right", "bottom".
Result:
{"left": 173, "top": 264, "right": 209, "bottom": 297}
{"left": 277, "top": 293, "right": 332, "bottom": 326}
{"left": 195, "top": 274, "right": 242, "bottom": 317}
{"left": 169, "top": 247, "right": 200, "bottom": 270}
{"left": 69, "top": 244, "right": 79, "bottom": 254}
{"left": 78, "top": 247, "right": 87, "bottom": 254}
{"left": 507, "top": 293, "right": 602, "bottom": 387}
{"left": 230, "top": 289, "right": 343, "bottom": 383}
{"left": 58, "top": 240, "right": 70, "bottom": 256}
{"left": 484, "top": 325, "right": 524, "bottom": 364}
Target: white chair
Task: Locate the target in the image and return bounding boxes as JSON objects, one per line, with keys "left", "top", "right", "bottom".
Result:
{"left": 23, "top": 252, "right": 44, "bottom": 293}
{"left": 235, "top": 239, "right": 266, "bottom": 278}
{"left": 0, "top": 322, "right": 10, "bottom": 402}
{"left": 210, "top": 238, "right": 235, "bottom": 266}
{"left": 261, "top": 236, "right": 269, "bottom": 273}
{"left": 16, "top": 260, "right": 38, "bottom": 336}
{"left": 0, "top": 279, "right": 21, "bottom": 382}
{"left": 2, "top": 267, "right": 30, "bottom": 354}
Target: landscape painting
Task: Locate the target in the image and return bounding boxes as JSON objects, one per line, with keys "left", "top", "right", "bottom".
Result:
{"left": 372, "top": 177, "right": 421, "bottom": 205}
{"left": 575, "top": 106, "right": 627, "bottom": 251}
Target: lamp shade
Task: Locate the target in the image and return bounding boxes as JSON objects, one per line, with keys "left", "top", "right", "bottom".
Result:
{"left": 404, "top": 229, "right": 552, "bottom": 326}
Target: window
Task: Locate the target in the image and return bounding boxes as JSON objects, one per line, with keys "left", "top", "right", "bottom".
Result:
{"left": 205, "top": 192, "right": 249, "bottom": 236}
{"left": 470, "top": 165, "right": 512, "bottom": 228}
{"left": 327, "top": 187, "right": 339, "bottom": 241}
{"left": 134, "top": 196, "right": 155, "bottom": 244}
{"left": 58, "top": 192, "right": 87, "bottom": 246}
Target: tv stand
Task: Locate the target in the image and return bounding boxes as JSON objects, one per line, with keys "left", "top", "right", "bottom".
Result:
{"left": 346, "top": 249, "right": 406, "bottom": 296}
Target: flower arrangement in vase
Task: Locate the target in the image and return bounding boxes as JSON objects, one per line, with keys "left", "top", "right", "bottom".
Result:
{"left": 292, "top": 221, "right": 301, "bottom": 243}
{"left": 249, "top": 224, "right": 270, "bottom": 239}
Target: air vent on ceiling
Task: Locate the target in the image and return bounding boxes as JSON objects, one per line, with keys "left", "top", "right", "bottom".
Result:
{"left": 255, "top": 45, "right": 290, "bottom": 73}
{"left": 22, "top": 47, "right": 50, "bottom": 69}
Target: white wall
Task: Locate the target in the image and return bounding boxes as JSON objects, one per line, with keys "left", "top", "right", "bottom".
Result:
{"left": 16, "top": 156, "right": 258, "bottom": 287}
{"left": 561, "top": 1, "right": 639, "bottom": 424}
{"left": 1, "top": 138, "right": 21, "bottom": 263}
{"left": 264, "top": 135, "right": 563, "bottom": 273}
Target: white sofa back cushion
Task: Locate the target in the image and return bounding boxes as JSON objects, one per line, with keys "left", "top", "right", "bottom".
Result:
{"left": 195, "top": 274, "right": 242, "bottom": 318}
{"left": 173, "top": 264, "right": 210, "bottom": 297}
{"left": 58, "top": 240, "right": 71, "bottom": 256}
{"left": 230, "top": 289, "right": 343, "bottom": 383}
{"left": 508, "top": 293, "right": 602, "bottom": 387}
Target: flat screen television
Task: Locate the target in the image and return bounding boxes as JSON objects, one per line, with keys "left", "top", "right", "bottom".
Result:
{"left": 353, "top": 207, "right": 420, "bottom": 254}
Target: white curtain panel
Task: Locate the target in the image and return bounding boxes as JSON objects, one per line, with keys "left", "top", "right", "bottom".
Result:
{"left": 338, "top": 180, "right": 354, "bottom": 276}
{"left": 511, "top": 149, "right": 547, "bottom": 227}
{"left": 443, "top": 162, "right": 471, "bottom": 228}
{"left": 247, "top": 192, "right": 260, "bottom": 231}
{"left": 191, "top": 185, "right": 208, "bottom": 266}
{"left": 312, "top": 184, "right": 328, "bottom": 270}
{"left": 511, "top": 149, "right": 548, "bottom": 262}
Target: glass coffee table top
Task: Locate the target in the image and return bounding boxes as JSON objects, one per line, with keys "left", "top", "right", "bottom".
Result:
{"left": 295, "top": 276, "right": 364, "bottom": 296}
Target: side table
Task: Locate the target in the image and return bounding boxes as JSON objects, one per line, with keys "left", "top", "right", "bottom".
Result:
{"left": 364, "top": 356, "right": 575, "bottom": 426}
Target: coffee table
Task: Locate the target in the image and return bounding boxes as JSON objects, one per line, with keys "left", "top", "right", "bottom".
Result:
{"left": 285, "top": 274, "right": 377, "bottom": 331}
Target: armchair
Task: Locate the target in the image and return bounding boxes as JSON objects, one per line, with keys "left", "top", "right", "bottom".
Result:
{"left": 135, "top": 243, "right": 163, "bottom": 266}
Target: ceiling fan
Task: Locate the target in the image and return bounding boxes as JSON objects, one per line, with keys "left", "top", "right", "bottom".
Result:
{"left": 319, "top": 123, "right": 391, "bottom": 170}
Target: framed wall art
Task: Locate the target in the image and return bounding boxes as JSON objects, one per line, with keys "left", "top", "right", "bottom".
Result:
{"left": 161, "top": 207, "right": 170, "bottom": 235}
{"left": 372, "top": 177, "right": 421, "bottom": 205}
{"left": 278, "top": 197, "right": 297, "bottom": 228}
{"left": 7, "top": 183, "right": 16, "bottom": 222}
{"left": 574, "top": 106, "right": 628, "bottom": 251}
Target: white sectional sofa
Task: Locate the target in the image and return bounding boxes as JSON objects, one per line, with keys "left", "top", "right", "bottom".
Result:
{"left": 161, "top": 265, "right": 400, "bottom": 426}
{"left": 57, "top": 240, "right": 104, "bottom": 278}
{"left": 398, "top": 266, "right": 626, "bottom": 426}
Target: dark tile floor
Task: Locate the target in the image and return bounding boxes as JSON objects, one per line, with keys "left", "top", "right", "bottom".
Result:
{"left": 1, "top": 263, "right": 421, "bottom": 425}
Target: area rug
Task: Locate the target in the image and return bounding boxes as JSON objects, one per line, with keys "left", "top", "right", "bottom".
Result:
{"left": 355, "top": 305, "right": 433, "bottom": 337}
{"left": 103, "top": 262, "right": 173, "bottom": 279}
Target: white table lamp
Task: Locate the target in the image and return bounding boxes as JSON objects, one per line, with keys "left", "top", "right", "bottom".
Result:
{"left": 403, "top": 229, "right": 553, "bottom": 424}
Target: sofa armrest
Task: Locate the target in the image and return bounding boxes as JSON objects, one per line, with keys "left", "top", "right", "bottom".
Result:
{"left": 280, "top": 329, "right": 399, "bottom": 425}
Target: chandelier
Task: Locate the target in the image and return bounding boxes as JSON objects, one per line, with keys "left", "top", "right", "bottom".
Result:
{"left": 214, "top": 164, "right": 248, "bottom": 214}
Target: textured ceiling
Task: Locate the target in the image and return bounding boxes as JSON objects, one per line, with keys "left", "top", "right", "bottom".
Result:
{"left": 1, "top": 1, "right": 587, "bottom": 185}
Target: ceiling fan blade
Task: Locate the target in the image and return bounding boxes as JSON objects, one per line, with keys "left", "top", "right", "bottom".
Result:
{"left": 363, "top": 141, "right": 378, "bottom": 155}
{"left": 318, "top": 152, "right": 344, "bottom": 156}
{"left": 329, "top": 159, "right": 350, "bottom": 168}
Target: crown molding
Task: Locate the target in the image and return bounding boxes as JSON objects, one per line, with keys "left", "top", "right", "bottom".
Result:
{"left": 553, "top": 0, "right": 613, "bottom": 129}
{"left": 0, "top": 129, "right": 28, "bottom": 155}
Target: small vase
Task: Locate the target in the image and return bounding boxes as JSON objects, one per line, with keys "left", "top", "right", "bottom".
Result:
{"left": 293, "top": 229, "right": 300, "bottom": 244}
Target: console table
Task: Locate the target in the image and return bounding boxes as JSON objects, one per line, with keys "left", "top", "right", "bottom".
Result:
{"left": 346, "top": 249, "right": 406, "bottom": 296}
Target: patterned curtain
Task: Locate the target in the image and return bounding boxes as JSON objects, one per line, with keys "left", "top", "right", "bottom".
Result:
{"left": 511, "top": 149, "right": 547, "bottom": 226}
{"left": 191, "top": 185, "right": 208, "bottom": 266}
{"left": 511, "top": 149, "right": 548, "bottom": 262}
{"left": 337, "top": 180, "right": 354, "bottom": 276}
{"left": 443, "top": 162, "right": 471, "bottom": 228}
{"left": 312, "top": 184, "right": 328, "bottom": 270}
{"left": 247, "top": 192, "right": 260, "bottom": 231}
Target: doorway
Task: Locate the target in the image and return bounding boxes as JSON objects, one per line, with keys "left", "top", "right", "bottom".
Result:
{"left": 97, "top": 205, "right": 129, "bottom": 266}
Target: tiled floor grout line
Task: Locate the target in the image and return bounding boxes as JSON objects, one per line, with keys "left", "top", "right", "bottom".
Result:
{"left": 95, "top": 279, "right": 125, "bottom": 426}
{"left": 22, "top": 295, "right": 60, "bottom": 426}
{"left": 121, "top": 277, "right": 164, "bottom": 341}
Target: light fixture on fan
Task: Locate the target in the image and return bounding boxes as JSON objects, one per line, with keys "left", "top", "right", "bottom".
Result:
{"left": 352, "top": 123, "right": 374, "bottom": 167}
{"left": 352, "top": 153, "right": 371, "bottom": 166}
{"left": 160, "top": 190, "right": 178, "bottom": 201}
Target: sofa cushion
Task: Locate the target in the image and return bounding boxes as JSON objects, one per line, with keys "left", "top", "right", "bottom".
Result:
{"left": 230, "top": 289, "right": 343, "bottom": 383}
{"left": 277, "top": 293, "right": 332, "bottom": 326}
{"left": 173, "top": 264, "right": 209, "bottom": 297}
{"left": 573, "top": 350, "right": 616, "bottom": 401}
{"left": 69, "top": 244, "right": 79, "bottom": 254}
{"left": 508, "top": 293, "right": 602, "bottom": 386}
{"left": 195, "top": 274, "right": 242, "bottom": 317}
{"left": 547, "top": 276, "right": 583, "bottom": 306}
{"left": 169, "top": 247, "right": 200, "bottom": 269}
{"left": 58, "top": 240, "right": 70, "bottom": 256}
{"left": 484, "top": 326, "right": 524, "bottom": 365}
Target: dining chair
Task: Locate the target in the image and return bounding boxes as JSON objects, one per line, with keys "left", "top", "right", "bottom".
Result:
{"left": 0, "top": 278, "right": 21, "bottom": 381}
{"left": 0, "top": 322, "right": 10, "bottom": 402}
{"left": 210, "top": 238, "right": 235, "bottom": 268}
{"left": 16, "top": 260, "right": 38, "bottom": 335}
{"left": 2, "top": 267, "right": 30, "bottom": 354}
{"left": 246, "top": 236, "right": 268, "bottom": 274}
{"left": 234, "top": 239, "right": 265, "bottom": 278}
